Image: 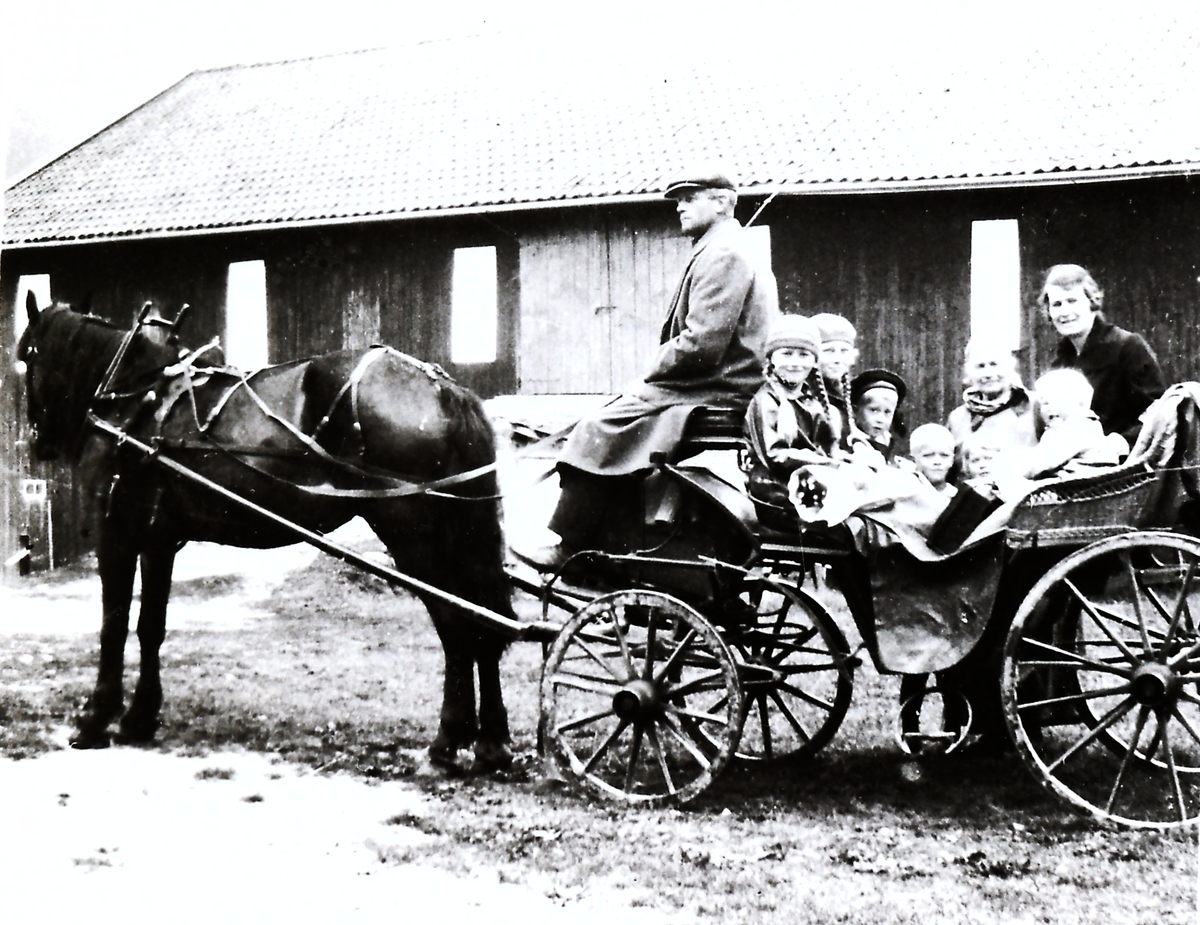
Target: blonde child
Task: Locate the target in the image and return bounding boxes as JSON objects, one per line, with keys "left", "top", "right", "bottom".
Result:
{"left": 1024, "top": 369, "right": 1129, "bottom": 479}
{"left": 909, "top": 423, "right": 957, "bottom": 497}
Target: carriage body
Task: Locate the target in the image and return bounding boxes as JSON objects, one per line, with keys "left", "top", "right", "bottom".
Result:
{"left": 531, "top": 400, "right": 1200, "bottom": 828}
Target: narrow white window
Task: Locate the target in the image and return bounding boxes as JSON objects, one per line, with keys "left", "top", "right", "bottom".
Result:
{"left": 225, "top": 260, "right": 268, "bottom": 370}
{"left": 743, "top": 225, "right": 773, "bottom": 275}
{"left": 451, "top": 246, "right": 498, "bottom": 364}
{"left": 970, "top": 220, "right": 1020, "bottom": 352}
{"left": 14, "top": 274, "right": 51, "bottom": 340}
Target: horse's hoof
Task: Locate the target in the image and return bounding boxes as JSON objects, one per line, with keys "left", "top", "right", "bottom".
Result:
{"left": 428, "top": 744, "right": 465, "bottom": 772}
{"left": 70, "top": 730, "right": 112, "bottom": 750}
{"left": 473, "top": 741, "right": 514, "bottom": 773}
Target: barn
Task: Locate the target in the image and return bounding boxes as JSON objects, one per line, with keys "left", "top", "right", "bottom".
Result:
{"left": 3, "top": 33, "right": 1199, "bottom": 574}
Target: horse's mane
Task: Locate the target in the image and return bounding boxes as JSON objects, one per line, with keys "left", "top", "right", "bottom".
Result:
{"left": 28, "top": 305, "right": 176, "bottom": 461}
{"left": 436, "top": 379, "right": 499, "bottom": 494}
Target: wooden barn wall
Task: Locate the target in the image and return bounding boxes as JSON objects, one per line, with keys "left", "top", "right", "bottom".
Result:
{"left": 515, "top": 203, "right": 692, "bottom": 394}
{"left": 767, "top": 193, "right": 974, "bottom": 430}
{"left": 262, "top": 220, "right": 519, "bottom": 397}
{"left": 1013, "top": 175, "right": 1200, "bottom": 389}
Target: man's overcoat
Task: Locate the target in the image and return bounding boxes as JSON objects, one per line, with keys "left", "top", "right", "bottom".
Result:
{"left": 558, "top": 217, "right": 776, "bottom": 475}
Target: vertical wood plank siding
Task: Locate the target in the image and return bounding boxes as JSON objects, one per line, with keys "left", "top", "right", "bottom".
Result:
{"left": 3, "top": 175, "right": 1198, "bottom": 572}
{"left": 516, "top": 204, "right": 691, "bottom": 393}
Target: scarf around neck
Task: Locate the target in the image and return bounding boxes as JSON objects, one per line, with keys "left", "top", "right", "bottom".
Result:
{"left": 962, "top": 385, "right": 1023, "bottom": 429}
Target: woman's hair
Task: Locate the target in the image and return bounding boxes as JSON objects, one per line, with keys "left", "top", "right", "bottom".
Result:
{"left": 961, "top": 340, "right": 1021, "bottom": 387}
{"left": 1039, "top": 264, "right": 1104, "bottom": 311}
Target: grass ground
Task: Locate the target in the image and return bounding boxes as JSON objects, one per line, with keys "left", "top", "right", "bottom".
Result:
{"left": 2, "top": 552, "right": 1197, "bottom": 923}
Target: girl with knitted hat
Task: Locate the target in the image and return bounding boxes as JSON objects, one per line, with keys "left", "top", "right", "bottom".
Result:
{"left": 810, "top": 313, "right": 859, "bottom": 450}
{"left": 743, "top": 313, "right": 837, "bottom": 531}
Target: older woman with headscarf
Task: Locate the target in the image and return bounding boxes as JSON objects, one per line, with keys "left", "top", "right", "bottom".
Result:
{"left": 946, "top": 340, "right": 1038, "bottom": 474}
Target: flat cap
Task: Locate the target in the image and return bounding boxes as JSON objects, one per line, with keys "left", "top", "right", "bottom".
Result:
{"left": 664, "top": 168, "right": 738, "bottom": 199}
{"left": 851, "top": 368, "right": 907, "bottom": 405}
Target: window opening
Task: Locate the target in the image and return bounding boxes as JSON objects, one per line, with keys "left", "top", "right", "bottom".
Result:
{"left": 743, "top": 225, "right": 773, "bottom": 275}
{"left": 14, "top": 274, "right": 51, "bottom": 340}
{"left": 970, "top": 220, "right": 1020, "bottom": 352}
{"left": 225, "top": 260, "right": 268, "bottom": 370}
{"left": 451, "top": 246, "right": 498, "bottom": 363}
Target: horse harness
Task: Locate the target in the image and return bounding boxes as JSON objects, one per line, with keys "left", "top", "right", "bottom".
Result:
{"left": 91, "top": 335, "right": 498, "bottom": 502}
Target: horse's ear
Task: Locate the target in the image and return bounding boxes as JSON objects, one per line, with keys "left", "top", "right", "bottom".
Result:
{"left": 25, "top": 290, "right": 39, "bottom": 321}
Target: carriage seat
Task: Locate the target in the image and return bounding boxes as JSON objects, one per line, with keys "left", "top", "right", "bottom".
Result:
{"left": 678, "top": 406, "right": 746, "bottom": 455}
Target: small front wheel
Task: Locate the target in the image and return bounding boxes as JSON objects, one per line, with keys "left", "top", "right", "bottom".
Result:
{"left": 541, "top": 590, "right": 742, "bottom": 805}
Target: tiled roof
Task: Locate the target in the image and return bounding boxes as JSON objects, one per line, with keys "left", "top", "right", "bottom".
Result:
{"left": 5, "top": 31, "right": 1199, "bottom": 246}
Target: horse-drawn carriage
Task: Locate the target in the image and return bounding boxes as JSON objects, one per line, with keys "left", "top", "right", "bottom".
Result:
{"left": 17, "top": 299, "right": 1200, "bottom": 830}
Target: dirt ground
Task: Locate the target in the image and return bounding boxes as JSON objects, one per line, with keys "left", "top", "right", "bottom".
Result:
{"left": 2, "top": 517, "right": 1200, "bottom": 924}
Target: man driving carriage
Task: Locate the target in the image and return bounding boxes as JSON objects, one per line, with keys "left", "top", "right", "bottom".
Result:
{"left": 519, "top": 167, "right": 776, "bottom": 569}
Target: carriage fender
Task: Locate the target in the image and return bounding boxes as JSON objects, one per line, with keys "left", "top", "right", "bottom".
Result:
{"left": 665, "top": 462, "right": 758, "bottom": 540}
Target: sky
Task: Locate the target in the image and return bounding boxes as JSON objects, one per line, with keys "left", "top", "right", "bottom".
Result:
{"left": 5, "top": 0, "right": 1195, "bottom": 188}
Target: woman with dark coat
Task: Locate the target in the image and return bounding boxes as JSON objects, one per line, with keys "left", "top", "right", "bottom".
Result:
{"left": 1040, "top": 264, "right": 1165, "bottom": 444}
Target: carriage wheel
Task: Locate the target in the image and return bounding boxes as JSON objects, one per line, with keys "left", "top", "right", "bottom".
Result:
{"left": 1003, "top": 531, "right": 1200, "bottom": 829}
{"left": 727, "top": 578, "right": 854, "bottom": 762}
{"left": 541, "top": 590, "right": 742, "bottom": 805}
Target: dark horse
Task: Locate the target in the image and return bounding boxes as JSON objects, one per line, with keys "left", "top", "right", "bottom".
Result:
{"left": 16, "top": 296, "right": 515, "bottom": 769}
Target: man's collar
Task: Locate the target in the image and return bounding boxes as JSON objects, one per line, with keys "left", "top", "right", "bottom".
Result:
{"left": 691, "top": 215, "right": 739, "bottom": 248}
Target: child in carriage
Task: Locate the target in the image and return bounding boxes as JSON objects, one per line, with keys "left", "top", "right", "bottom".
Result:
{"left": 850, "top": 369, "right": 908, "bottom": 465}
{"left": 743, "top": 314, "right": 837, "bottom": 532}
{"left": 810, "top": 313, "right": 859, "bottom": 452}
{"left": 909, "top": 423, "right": 957, "bottom": 497}
{"left": 1021, "top": 369, "right": 1129, "bottom": 479}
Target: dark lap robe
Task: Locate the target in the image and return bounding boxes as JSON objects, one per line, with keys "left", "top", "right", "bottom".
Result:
{"left": 558, "top": 387, "right": 747, "bottom": 476}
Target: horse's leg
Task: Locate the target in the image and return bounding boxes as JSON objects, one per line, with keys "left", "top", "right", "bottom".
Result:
{"left": 425, "top": 601, "right": 480, "bottom": 769}
{"left": 473, "top": 635, "right": 513, "bottom": 771}
{"left": 368, "top": 503, "right": 514, "bottom": 770}
{"left": 116, "top": 545, "right": 176, "bottom": 744}
{"left": 73, "top": 528, "right": 139, "bottom": 749}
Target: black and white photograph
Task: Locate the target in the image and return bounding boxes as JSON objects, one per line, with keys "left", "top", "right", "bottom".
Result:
{"left": 3, "top": 2, "right": 1200, "bottom": 921}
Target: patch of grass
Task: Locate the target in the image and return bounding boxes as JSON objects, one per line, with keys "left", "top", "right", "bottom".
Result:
{"left": 2, "top": 554, "right": 1197, "bottom": 923}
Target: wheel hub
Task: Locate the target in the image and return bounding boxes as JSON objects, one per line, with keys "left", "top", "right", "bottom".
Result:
{"left": 1129, "top": 662, "right": 1180, "bottom": 707}
{"left": 612, "top": 679, "right": 659, "bottom": 720}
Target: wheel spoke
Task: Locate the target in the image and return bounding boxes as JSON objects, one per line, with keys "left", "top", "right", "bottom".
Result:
{"left": 653, "top": 628, "right": 699, "bottom": 684}
{"left": 582, "top": 717, "right": 630, "bottom": 775}
{"left": 1171, "top": 705, "right": 1200, "bottom": 752}
{"left": 1066, "top": 578, "right": 1140, "bottom": 664}
{"left": 1122, "top": 552, "right": 1153, "bottom": 654}
{"left": 622, "top": 722, "right": 645, "bottom": 792}
{"left": 642, "top": 609, "right": 659, "bottom": 681}
{"left": 1105, "top": 704, "right": 1151, "bottom": 814}
{"left": 661, "top": 701, "right": 733, "bottom": 728}
{"left": 664, "top": 706, "right": 725, "bottom": 755}
{"left": 1046, "top": 697, "right": 1136, "bottom": 772}
{"left": 768, "top": 689, "right": 812, "bottom": 742}
{"left": 1021, "top": 638, "right": 1133, "bottom": 676}
{"left": 609, "top": 605, "right": 635, "bottom": 675}
{"left": 659, "top": 711, "right": 714, "bottom": 769}
{"left": 570, "top": 636, "right": 631, "bottom": 681}
{"left": 557, "top": 707, "right": 617, "bottom": 734}
{"left": 1018, "top": 683, "right": 1130, "bottom": 711}
{"left": 1161, "top": 720, "right": 1189, "bottom": 824}
{"left": 778, "top": 681, "right": 835, "bottom": 713}
{"left": 646, "top": 726, "right": 677, "bottom": 794}
{"left": 667, "top": 670, "right": 729, "bottom": 699}
{"left": 1092, "top": 605, "right": 1167, "bottom": 643}
{"left": 1159, "top": 560, "right": 1197, "bottom": 655}
{"left": 756, "top": 694, "right": 773, "bottom": 759}
{"left": 549, "top": 671, "right": 624, "bottom": 696}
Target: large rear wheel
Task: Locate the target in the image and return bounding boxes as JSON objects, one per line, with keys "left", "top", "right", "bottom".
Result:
{"left": 1003, "top": 532, "right": 1200, "bottom": 829}
{"left": 541, "top": 590, "right": 742, "bottom": 805}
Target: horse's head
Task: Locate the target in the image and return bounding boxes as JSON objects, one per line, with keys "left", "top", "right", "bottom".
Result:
{"left": 17, "top": 294, "right": 180, "bottom": 462}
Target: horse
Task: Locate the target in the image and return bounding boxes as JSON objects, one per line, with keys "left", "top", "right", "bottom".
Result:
{"left": 15, "top": 295, "right": 516, "bottom": 770}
